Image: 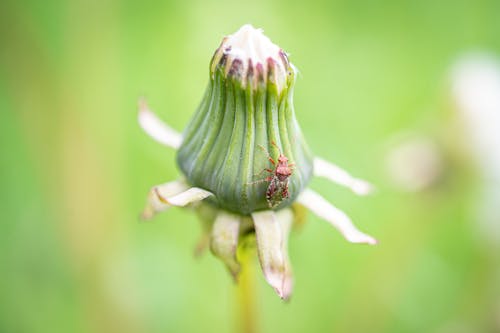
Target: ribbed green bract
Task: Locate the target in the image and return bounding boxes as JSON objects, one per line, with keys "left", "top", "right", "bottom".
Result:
{"left": 176, "top": 64, "right": 313, "bottom": 215}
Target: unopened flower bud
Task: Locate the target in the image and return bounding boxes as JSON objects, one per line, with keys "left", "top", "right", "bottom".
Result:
{"left": 177, "top": 24, "right": 314, "bottom": 215}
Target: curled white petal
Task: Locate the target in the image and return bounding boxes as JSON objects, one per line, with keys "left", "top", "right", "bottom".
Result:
{"left": 298, "top": 188, "right": 377, "bottom": 245}
{"left": 141, "top": 179, "right": 189, "bottom": 219}
{"left": 251, "top": 209, "right": 293, "bottom": 300}
{"left": 138, "top": 99, "right": 182, "bottom": 149}
{"left": 210, "top": 211, "right": 241, "bottom": 279}
{"left": 274, "top": 209, "right": 293, "bottom": 299}
{"left": 157, "top": 187, "right": 213, "bottom": 207}
{"left": 313, "top": 157, "right": 373, "bottom": 195}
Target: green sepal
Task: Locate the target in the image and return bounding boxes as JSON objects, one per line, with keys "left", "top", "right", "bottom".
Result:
{"left": 176, "top": 63, "right": 313, "bottom": 215}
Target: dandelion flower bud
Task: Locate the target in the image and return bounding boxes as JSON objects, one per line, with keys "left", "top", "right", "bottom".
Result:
{"left": 176, "top": 24, "right": 314, "bottom": 215}
{"left": 139, "top": 24, "right": 377, "bottom": 300}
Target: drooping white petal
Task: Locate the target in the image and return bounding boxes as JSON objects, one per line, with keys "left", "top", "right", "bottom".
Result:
{"left": 210, "top": 211, "right": 241, "bottom": 279}
{"left": 274, "top": 208, "right": 293, "bottom": 298}
{"left": 157, "top": 187, "right": 213, "bottom": 207}
{"left": 193, "top": 204, "right": 220, "bottom": 257}
{"left": 141, "top": 179, "right": 189, "bottom": 220}
{"left": 298, "top": 188, "right": 377, "bottom": 245}
{"left": 251, "top": 209, "right": 293, "bottom": 300}
{"left": 313, "top": 157, "right": 373, "bottom": 195}
{"left": 138, "top": 99, "right": 182, "bottom": 149}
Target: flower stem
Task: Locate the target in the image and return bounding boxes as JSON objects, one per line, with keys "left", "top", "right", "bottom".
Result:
{"left": 236, "top": 238, "right": 258, "bottom": 333}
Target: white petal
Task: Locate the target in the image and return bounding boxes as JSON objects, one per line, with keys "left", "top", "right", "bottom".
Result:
{"left": 298, "top": 188, "right": 377, "bottom": 245}
{"left": 313, "top": 157, "right": 373, "bottom": 195}
{"left": 274, "top": 209, "right": 293, "bottom": 298}
{"left": 138, "top": 99, "right": 182, "bottom": 149}
{"left": 157, "top": 187, "right": 213, "bottom": 207}
{"left": 210, "top": 211, "right": 241, "bottom": 279}
{"left": 251, "top": 209, "right": 293, "bottom": 300}
{"left": 141, "top": 179, "right": 189, "bottom": 220}
{"left": 218, "top": 25, "right": 288, "bottom": 93}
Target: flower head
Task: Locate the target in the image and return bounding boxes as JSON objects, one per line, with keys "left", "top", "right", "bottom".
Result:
{"left": 210, "top": 24, "right": 290, "bottom": 93}
{"left": 139, "top": 24, "right": 377, "bottom": 300}
{"left": 176, "top": 24, "right": 312, "bottom": 215}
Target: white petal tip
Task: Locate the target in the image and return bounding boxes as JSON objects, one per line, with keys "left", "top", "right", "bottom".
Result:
{"left": 210, "top": 211, "right": 241, "bottom": 279}
{"left": 347, "top": 234, "right": 378, "bottom": 245}
{"left": 138, "top": 98, "right": 152, "bottom": 119}
{"left": 156, "top": 187, "right": 213, "bottom": 207}
{"left": 351, "top": 179, "right": 375, "bottom": 196}
{"left": 276, "top": 287, "right": 292, "bottom": 301}
{"left": 313, "top": 157, "right": 373, "bottom": 195}
{"left": 138, "top": 99, "right": 182, "bottom": 149}
{"left": 265, "top": 271, "right": 293, "bottom": 301}
{"left": 141, "top": 180, "right": 189, "bottom": 219}
{"left": 252, "top": 210, "right": 294, "bottom": 300}
{"left": 138, "top": 97, "right": 147, "bottom": 110}
{"left": 298, "top": 189, "right": 377, "bottom": 246}
{"left": 139, "top": 209, "right": 156, "bottom": 221}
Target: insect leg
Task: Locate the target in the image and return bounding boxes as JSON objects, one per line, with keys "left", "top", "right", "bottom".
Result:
{"left": 254, "top": 168, "right": 273, "bottom": 177}
{"left": 270, "top": 141, "right": 282, "bottom": 155}
{"left": 258, "top": 144, "right": 276, "bottom": 165}
{"left": 247, "top": 176, "right": 273, "bottom": 185}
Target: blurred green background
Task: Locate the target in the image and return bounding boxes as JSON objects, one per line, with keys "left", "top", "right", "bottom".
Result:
{"left": 1, "top": 0, "right": 500, "bottom": 332}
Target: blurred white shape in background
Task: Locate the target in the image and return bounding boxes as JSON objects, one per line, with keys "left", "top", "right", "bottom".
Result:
{"left": 451, "top": 53, "right": 500, "bottom": 246}
{"left": 386, "top": 134, "right": 444, "bottom": 192}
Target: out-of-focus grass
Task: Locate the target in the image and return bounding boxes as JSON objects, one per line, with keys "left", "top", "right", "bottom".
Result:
{"left": 1, "top": 0, "right": 499, "bottom": 332}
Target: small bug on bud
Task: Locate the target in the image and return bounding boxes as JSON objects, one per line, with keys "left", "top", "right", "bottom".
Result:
{"left": 251, "top": 142, "right": 295, "bottom": 208}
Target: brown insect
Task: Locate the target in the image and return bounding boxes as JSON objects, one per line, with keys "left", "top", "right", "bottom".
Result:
{"left": 252, "top": 142, "right": 295, "bottom": 208}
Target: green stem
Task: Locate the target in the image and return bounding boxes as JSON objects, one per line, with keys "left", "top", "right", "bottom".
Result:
{"left": 237, "top": 243, "right": 258, "bottom": 333}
